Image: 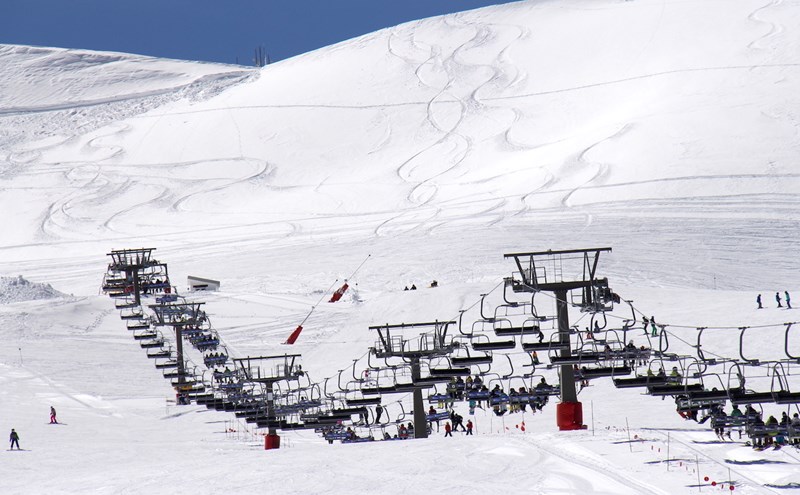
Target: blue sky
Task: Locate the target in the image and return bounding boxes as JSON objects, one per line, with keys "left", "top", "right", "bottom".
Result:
{"left": 1, "top": 0, "right": 516, "bottom": 65}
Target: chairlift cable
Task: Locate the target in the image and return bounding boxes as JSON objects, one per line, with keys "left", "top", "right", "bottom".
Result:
{"left": 297, "top": 278, "right": 340, "bottom": 327}
{"left": 344, "top": 254, "right": 372, "bottom": 282}
{"left": 612, "top": 299, "right": 800, "bottom": 331}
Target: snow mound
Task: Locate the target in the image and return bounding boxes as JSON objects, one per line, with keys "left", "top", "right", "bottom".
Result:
{"left": 0, "top": 275, "right": 67, "bottom": 304}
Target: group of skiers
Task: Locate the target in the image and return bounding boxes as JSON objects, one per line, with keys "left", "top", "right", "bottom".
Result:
{"left": 403, "top": 281, "right": 439, "bottom": 291}
{"left": 7, "top": 406, "right": 57, "bottom": 450}
{"left": 756, "top": 291, "right": 792, "bottom": 309}
{"left": 642, "top": 316, "right": 661, "bottom": 337}
{"left": 443, "top": 418, "right": 473, "bottom": 437}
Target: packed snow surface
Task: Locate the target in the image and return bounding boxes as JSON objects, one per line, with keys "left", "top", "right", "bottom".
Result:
{"left": 1, "top": 0, "right": 799, "bottom": 493}
{"left": 0, "top": 276, "right": 67, "bottom": 304}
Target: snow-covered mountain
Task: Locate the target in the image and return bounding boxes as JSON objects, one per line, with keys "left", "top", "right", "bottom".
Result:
{"left": 1, "top": 0, "right": 799, "bottom": 493}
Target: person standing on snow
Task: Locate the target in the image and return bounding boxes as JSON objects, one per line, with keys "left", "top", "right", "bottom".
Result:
{"left": 786, "top": 291, "right": 792, "bottom": 309}
{"left": 776, "top": 292, "right": 783, "bottom": 308}
{"left": 444, "top": 422, "right": 453, "bottom": 437}
{"left": 9, "top": 429, "right": 20, "bottom": 450}
{"left": 650, "top": 317, "right": 658, "bottom": 337}
{"left": 50, "top": 406, "right": 58, "bottom": 424}
{"left": 756, "top": 294, "right": 763, "bottom": 309}
{"left": 466, "top": 419, "right": 474, "bottom": 435}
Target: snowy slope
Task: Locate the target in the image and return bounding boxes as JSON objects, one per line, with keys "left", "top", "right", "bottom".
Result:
{"left": 1, "top": 0, "right": 800, "bottom": 493}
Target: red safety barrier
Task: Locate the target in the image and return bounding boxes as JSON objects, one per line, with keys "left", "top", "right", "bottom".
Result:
{"left": 284, "top": 325, "right": 303, "bottom": 345}
{"left": 329, "top": 283, "right": 349, "bottom": 302}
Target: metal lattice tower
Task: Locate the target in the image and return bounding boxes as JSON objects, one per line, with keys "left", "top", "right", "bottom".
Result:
{"left": 504, "top": 248, "right": 613, "bottom": 430}
{"left": 369, "top": 321, "right": 457, "bottom": 439}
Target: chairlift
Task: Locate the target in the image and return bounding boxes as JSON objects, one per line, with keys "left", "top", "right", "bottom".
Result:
{"left": 493, "top": 318, "right": 542, "bottom": 337}
{"left": 729, "top": 389, "right": 777, "bottom": 405}
{"left": 521, "top": 340, "right": 568, "bottom": 352}
{"left": 120, "top": 309, "right": 144, "bottom": 320}
{"left": 155, "top": 360, "right": 179, "bottom": 369}
{"left": 648, "top": 383, "right": 704, "bottom": 396}
{"left": 428, "top": 366, "right": 471, "bottom": 377}
{"left": 738, "top": 327, "right": 761, "bottom": 365}
{"left": 471, "top": 338, "right": 516, "bottom": 352}
{"left": 576, "top": 365, "right": 632, "bottom": 380}
{"left": 115, "top": 298, "right": 139, "bottom": 310}
{"left": 768, "top": 362, "right": 800, "bottom": 403}
{"left": 589, "top": 312, "right": 608, "bottom": 332}
{"left": 361, "top": 385, "right": 399, "bottom": 395}
{"left": 478, "top": 294, "right": 496, "bottom": 323}
{"left": 783, "top": 323, "right": 800, "bottom": 361}
{"left": 458, "top": 310, "right": 475, "bottom": 337}
{"left": 451, "top": 347, "right": 493, "bottom": 366}
{"left": 147, "top": 348, "right": 172, "bottom": 359}
{"left": 140, "top": 338, "right": 165, "bottom": 349}
{"left": 127, "top": 320, "right": 150, "bottom": 331}
{"left": 613, "top": 375, "right": 669, "bottom": 389}
{"left": 500, "top": 354, "right": 516, "bottom": 380}
{"left": 493, "top": 301, "right": 531, "bottom": 321}
{"left": 346, "top": 397, "right": 383, "bottom": 406}
{"left": 549, "top": 351, "right": 603, "bottom": 366}
{"left": 132, "top": 329, "right": 158, "bottom": 340}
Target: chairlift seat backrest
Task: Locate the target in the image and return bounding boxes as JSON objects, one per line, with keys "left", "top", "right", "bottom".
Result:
{"left": 647, "top": 383, "right": 704, "bottom": 396}
{"left": 472, "top": 340, "right": 516, "bottom": 351}
{"left": 730, "top": 390, "right": 777, "bottom": 405}
{"left": 613, "top": 376, "right": 668, "bottom": 388}
{"left": 494, "top": 326, "right": 540, "bottom": 336}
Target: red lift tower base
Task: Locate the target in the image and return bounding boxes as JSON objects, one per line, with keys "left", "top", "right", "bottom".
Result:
{"left": 265, "top": 433, "right": 281, "bottom": 450}
{"left": 557, "top": 401, "right": 586, "bottom": 431}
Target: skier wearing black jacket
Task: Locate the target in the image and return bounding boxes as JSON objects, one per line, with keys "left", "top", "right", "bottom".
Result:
{"left": 9, "top": 429, "right": 20, "bottom": 450}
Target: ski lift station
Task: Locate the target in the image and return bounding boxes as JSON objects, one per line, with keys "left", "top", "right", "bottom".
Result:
{"left": 188, "top": 275, "right": 220, "bottom": 292}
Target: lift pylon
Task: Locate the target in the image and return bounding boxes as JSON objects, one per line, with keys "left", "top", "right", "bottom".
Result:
{"left": 504, "top": 248, "right": 613, "bottom": 431}
{"left": 369, "top": 321, "right": 457, "bottom": 439}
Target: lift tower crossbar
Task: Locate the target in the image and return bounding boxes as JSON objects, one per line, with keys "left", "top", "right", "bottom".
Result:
{"left": 105, "top": 248, "right": 161, "bottom": 307}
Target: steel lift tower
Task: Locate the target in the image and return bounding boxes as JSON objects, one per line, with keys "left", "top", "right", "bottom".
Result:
{"left": 504, "top": 248, "right": 614, "bottom": 430}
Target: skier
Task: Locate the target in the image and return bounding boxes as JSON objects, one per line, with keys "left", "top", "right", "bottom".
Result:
{"left": 650, "top": 317, "right": 658, "bottom": 337}
{"left": 451, "top": 411, "right": 466, "bottom": 432}
{"left": 444, "top": 422, "right": 453, "bottom": 437}
{"left": 9, "top": 429, "right": 19, "bottom": 450}
{"left": 50, "top": 405, "right": 57, "bottom": 424}
{"left": 428, "top": 406, "right": 440, "bottom": 431}
{"left": 466, "top": 419, "right": 474, "bottom": 435}
{"left": 776, "top": 292, "right": 783, "bottom": 308}
{"left": 756, "top": 294, "right": 763, "bottom": 309}
{"left": 786, "top": 291, "right": 792, "bottom": 309}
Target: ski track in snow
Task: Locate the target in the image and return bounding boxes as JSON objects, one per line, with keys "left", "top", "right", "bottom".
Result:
{"left": 559, "top": 124, "right": 629, "bottom": 209}
{"left": 387, "top": 15, "right": 532, "bottom": 234}
{"left": 747, "top": 0, "right": 784, "bottom": 51}
{"left": 170, "top": 158, "right": 272, "bottom": 212}
{"left": 527, "top": 434, "right": 668, "bottom": 494}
